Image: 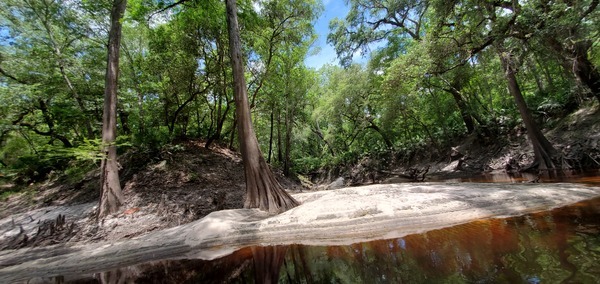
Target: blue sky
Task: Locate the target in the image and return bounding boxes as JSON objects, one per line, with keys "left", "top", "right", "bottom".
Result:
{"left": 304, "top": 0, "right": 349, "bottom": 69}
{"left": 0, "top": 1, "right": 352, "bottom": 68}
{"left": 0, "top": 27, "right": 12, "bottom": 46}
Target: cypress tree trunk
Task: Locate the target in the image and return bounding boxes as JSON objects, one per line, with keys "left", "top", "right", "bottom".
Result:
{"left": 98, "top": 0, "right": 127, "bottom": 218}
{"left": 252, "top": 246, "right": 288, "bottom": 284}
{"left": 225, "top": 0, "right": 299, "bottom": 214}
{"left": 497, "top": 47, "right": 556, "bottom": 170}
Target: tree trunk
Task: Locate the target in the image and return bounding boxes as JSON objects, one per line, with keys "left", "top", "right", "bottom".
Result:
{"left": 277, "top": 110, "right": 283, "bottom": 162}
{"left": 283, "top": 105, "right": 293, "bottom": 177}
{"left": 205, "top": 97, "right": 230, "bottom": 149}
{"left": 547, "top": 38, "right": 600, "bottom": 102}
{"left": 98, "top": 0, "right": 127, "bottom": 218}
{"left": 37, "top": 7, "right": 95, "bottom": 139}
{"left": 571, "top": 41, "right": 600, "bottom": 102}
{"left": 268, "top": 110, "right": 274, "bottom": 163}
{"left": 169, "top": 88, "right": 209, "bottom": 139}
{"left": 35, "top": 99, "right": 73, "bottom": 148}
{"left": 533, "top": 53, "right": 556, "bottom": 90}
{"left": 122, "top": 45, "right": 145, "bottom": 135}
{"left": 445, "top": 88, "right": 475, "bottom": 134}
{"left": 206, "top": 45, "right": 229, "bottom": 149}
{"left": 225, "top": 0, "right": 299, "bottom": 214}
{"left": 252, "top": 246, "right": 288, "bottom": 284}
{"left": 118, "top": 108, "right": 131, "bottom": 135}
{"left": 527, "top": 57, "right": 545, "bottom": 93}
{"left": 228, "top": 115, "right": 237, "bottom": 150}
{"left": 311, "top": 121, "right": 336, "bottom": 156}
{"left": 498, "top": 48, "right": 556, "bottom": 170}
{"left": 366, "top": 120, "right": 393, "bottom": 149}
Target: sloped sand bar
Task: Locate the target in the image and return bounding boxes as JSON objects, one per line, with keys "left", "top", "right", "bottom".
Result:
{"left": 1, "top": 182, "right": 599, "bottom": 282}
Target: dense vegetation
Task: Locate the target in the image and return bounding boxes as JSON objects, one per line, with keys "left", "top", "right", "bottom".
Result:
{"left": 1, "top": 0, "right": 599, "bottom": 186}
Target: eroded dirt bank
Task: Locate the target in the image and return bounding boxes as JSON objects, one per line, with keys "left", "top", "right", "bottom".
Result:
{"left": 1, "top": 183, "right": 599, "bottom": 282}
{"left": 314, "top": 103, "right": 600, "bottom": 187}
{"left": 0, "top": 142, "right": 302, "bottom": 250}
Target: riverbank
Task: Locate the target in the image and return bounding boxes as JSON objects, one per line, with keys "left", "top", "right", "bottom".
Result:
{"left": 1, "top": 103, "right": 599, "bottom": 252}
{"left": 1, "top": 182, "right": 599, "bottom": 282}
{"left": 313, "top": 102, "right": 600, "bottom": 187}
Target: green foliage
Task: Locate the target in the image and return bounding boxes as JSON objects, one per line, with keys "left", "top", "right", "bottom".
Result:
{"left": 0, "top": 135, "right": 133, "bottom": 184}
{"left": 327, "top": 0, "right": 427, "bottom": 66}
{"left": 1, "top": 0, "right": 598, "bottom": 184}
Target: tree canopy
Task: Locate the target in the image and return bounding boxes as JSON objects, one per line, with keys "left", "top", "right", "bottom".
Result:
{"left": 1, "top": 0, "right": 599, "bottom": 209}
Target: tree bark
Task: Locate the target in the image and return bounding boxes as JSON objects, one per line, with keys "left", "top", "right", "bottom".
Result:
{"left": 277, "top": 110, "right": 283, "bottom": 162}
{"left": 206, "top": 38, "right": 230, "bottom": 149}
{"left": 268, "top": 110, "right": 274, "bottom": 163}
{"left": 498, "top": 47, "right": 556, "bottom": 170}
{"left": 228, "top": 115, "right": 237, "bottom": 149}
{"left": 252, "top": 246, "right": 288, "bottom": 284}
{"left": 225, "top": 0, "right": 299, "bottom": 214}
{"left": 445, "top": 87, "right": 475, "bottom": 134}
{"left": 98, "top": 0, "right": 127, "bottom": 218}
{"left": 570, "top": 41, "right": 600, "bottom": 102}
{"left": 283, "top": 104, "right": 293, "bottom": 176}
{"left": 311, "top": 122, "right": 336, "bottom": 156}
{"left": 547, "top": 37, "right": 600, "bottom": 102}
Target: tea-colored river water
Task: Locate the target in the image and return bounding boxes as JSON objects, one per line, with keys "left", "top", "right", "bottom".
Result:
{"left": 26, "top": 171, "right": 600, "bottom": 283}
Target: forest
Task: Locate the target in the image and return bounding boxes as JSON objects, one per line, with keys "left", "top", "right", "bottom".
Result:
{"left": 1, "top": 0, "right": 600, "bottom": 282}
{"left": 1, "top": 0, "right": 600, "bottom": 209}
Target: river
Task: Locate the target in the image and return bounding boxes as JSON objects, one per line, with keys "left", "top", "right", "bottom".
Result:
{"left": 15, "top": 170, "right": 600, "bottom": 283}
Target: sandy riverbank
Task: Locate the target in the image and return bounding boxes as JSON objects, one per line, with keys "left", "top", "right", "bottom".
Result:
{"left": 1, "top": 182, "right": 599, "bottom": 282}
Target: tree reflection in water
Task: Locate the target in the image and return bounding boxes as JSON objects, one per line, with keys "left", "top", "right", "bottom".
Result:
{"left": 251, "top": 245, "right": 287, "bottom": 284}
{"left": 49, "top": 197, "right": 600, "bottom": 283}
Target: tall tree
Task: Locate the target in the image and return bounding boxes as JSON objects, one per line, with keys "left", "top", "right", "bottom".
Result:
{"left": 328, "top": 0, "right": 428, "bottom": 66}
{"left": 429, "top": 0, "right": 560, "bottom": 169}
{"left": 497, "top": 44, "right": 556, "bottom": 170}
{"left": 98, "top": 0, "right": 127, "bottom": 218}
{"left": 225, "top": 0, "right": 299, "bottom": 213}
{"left": 30, "top": 0, "right": 95, "bottom": 139}
{"left": 0, "top": 0, "right": 103, "bottom": 148}
{"left": 316, "top": 64, "right": 394, "bottom": 153}
{"left": 537, "top": 0, "right": 600, "bottom": 101}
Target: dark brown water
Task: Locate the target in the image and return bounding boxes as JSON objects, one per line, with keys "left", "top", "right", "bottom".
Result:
{"left": 37, "top": 172, "right": 600, "bottom": 283}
